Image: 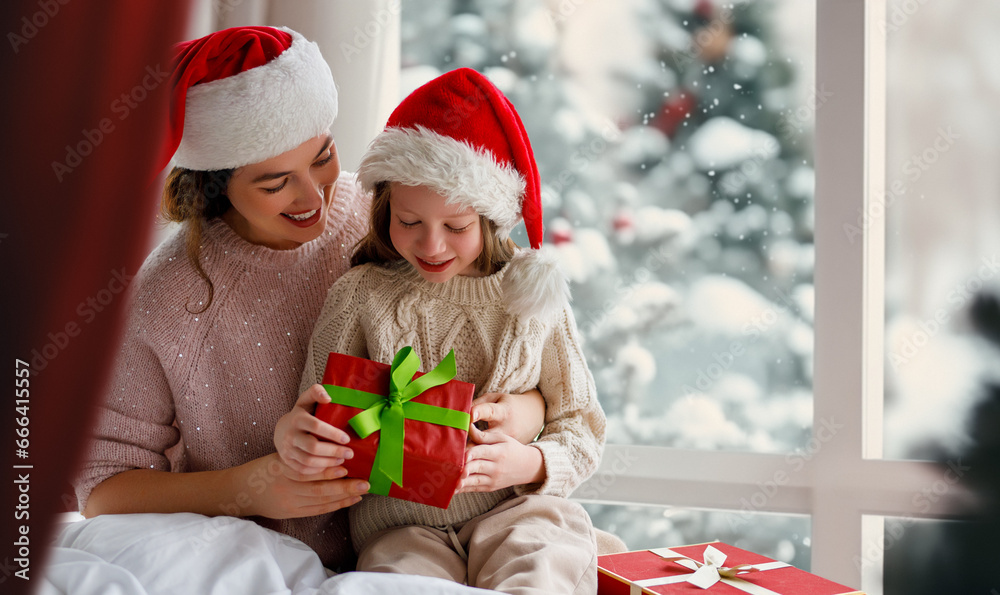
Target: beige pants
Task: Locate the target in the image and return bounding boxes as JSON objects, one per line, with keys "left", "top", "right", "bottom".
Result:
{"left": 356, "top": 495, "right": 597, "bottom": 594}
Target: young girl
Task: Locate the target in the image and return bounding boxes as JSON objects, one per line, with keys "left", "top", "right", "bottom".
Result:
{"left": 276, "top": 68, "right": 606, "bottom": 593}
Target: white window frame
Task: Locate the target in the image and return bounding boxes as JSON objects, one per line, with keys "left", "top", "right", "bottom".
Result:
{"left": 570, "top": 2, "right": 967, "bottom": 593}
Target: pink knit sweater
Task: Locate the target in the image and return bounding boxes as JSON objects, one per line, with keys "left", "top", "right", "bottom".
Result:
{"left": 74, "top": 172, "right": 370, "bottom": 570}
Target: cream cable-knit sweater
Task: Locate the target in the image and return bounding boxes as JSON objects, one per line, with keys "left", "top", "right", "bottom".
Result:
{"left": 299, "top": 259, "right": 606, "bottom": 551}
{"left": 74, "top": 173, "right": 370, "bottom": 571}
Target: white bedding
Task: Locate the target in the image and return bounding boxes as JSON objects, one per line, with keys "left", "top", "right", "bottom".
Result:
{"left": 40, "top": 513, "right": 497, "bottom": 595}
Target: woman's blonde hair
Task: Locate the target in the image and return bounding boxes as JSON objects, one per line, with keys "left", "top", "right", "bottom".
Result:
{"left": 351, "top": 181, "right": 518, "bottom": 274}
{"left": 160, "top": 167, "right": 234, "bottom": 313}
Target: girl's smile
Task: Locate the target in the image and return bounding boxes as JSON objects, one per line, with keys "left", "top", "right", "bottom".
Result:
{"left": 415, "top": 257, "right": 455, "bottom": 272}
{"left": 388, "top": 183, "right": 484, "bottom": 283}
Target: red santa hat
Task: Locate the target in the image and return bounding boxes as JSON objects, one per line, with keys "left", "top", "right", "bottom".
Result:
{"left": 358, "top": 67, "right": 568, "bottom": 319}
{"left": 161, "top": 26, "right": 338, "bottom": 172}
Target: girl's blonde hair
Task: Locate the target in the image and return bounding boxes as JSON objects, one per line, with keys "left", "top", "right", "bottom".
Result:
{"left": 160, "top": 166, "right": 234, "bottom": 313}
{"left": 351, "top": 181, "right": 518, "bottom": 274}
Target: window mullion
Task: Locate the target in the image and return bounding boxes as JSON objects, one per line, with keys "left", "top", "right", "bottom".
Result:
{"left": 574, "top": 446, "right": 813, "bottom": 514}
{"left": 812, "top": 0, "right": 869, "bottom": 587}
{"left": 863, "top": 0, "right": 888, "bottom": 462}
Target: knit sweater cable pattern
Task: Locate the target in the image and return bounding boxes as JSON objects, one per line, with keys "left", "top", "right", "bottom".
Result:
{"left": 299, "top": 260, "right": 607, "bottom": 550}
{"left": 74, "top": 173, "right": 370, "bottom": 570}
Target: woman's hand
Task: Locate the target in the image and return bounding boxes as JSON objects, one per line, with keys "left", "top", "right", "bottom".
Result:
{"left": 275, "top": 384, "right": 355, "bottom": 475}
{"left": 456, "top": 423, "right": 545, "bottom": 493}
{"left": 470, "top": 389, "right": 545, "bottom": 444}
{"left": 236, "top": 453, "right": 369, "bottom": 519}
{"left": 83, "top": 451, "right": 369, "bottom": 520}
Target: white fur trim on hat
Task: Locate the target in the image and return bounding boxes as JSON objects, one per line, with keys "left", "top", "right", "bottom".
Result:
{"left": 358, "top": 126, "right": 525, "bottom": 238}
{"left": 175, "top": 28, "right": 338, "bottom": 171}
{"left": 502, "top": 246, "right": 570, "bottom": 320}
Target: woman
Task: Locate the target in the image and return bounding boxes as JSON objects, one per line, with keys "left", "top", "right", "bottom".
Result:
{"left": 74, "top": 25, "right": 545, "bottom": 572}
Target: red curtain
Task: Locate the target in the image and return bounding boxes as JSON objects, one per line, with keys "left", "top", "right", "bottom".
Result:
{"left": 0, "top": 2, "right": 190, "bottom": 592}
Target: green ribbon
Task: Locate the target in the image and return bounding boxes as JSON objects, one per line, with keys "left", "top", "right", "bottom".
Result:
{"left": 323, "top": 347, "right": 470, "bottom": 495}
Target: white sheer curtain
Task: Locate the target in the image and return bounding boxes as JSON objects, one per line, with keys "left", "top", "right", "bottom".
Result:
{"left": 885, "top": 1, "right": 1000, "bottom": 318}
{"left": 186, "top": 0, "right": 400, "bottom": 171}
{"left": 882, "top": 1, "right": 1000, "bottom": 458}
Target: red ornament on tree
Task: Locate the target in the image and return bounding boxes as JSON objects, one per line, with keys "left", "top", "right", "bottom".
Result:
{"left": 694, "top": 0, "right": 715, "bottom": 20}
{"left": 612, "top": 208, "right": 636, "bottom": 245}
{"left": 550, "top": 217, "right": 574, "bottom": 245}
{"left": 653, "top": 91, "right": 698, "bottom": 138}
{"left": 612, "top": 209, "right": 634, "bottom": 233}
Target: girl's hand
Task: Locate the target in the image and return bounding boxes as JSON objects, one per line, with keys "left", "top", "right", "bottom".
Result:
{"left": 237, "top": 453, "right": 369, "bottom": 519}
{"left": 457, "top": 424, "right": 545, "bottom": 493}
{"left": 274, "top": 384, "right": 354, "bottom": 475}
{"left": 470, "top": 389, "right": 545, "bottom": 444}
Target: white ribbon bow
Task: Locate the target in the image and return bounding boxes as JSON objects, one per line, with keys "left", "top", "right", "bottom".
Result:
{"left": 632, "top": 544, "right": 791, "bottom": 594}
{"left": 669, "top": 545, "right": 758, "bottom": 588}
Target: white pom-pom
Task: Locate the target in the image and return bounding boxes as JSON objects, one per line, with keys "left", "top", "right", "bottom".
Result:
{"left": 501, "top": 246, "right": 570, "bottom": 320}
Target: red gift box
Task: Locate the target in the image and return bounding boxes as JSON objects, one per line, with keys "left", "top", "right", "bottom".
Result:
{"left": 598, "top": 542, "right": 865, "bottom": 594}
{"left": 314, "top": 348, "right": 474, "bottom": 509}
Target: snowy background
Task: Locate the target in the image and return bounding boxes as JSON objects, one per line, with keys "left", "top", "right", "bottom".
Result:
{"left": 402, "top": 0, "right": 817, "bottom": 453}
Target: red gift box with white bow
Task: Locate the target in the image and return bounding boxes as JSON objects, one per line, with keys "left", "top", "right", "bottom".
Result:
{"left": 598, "top": 542, "right": 865, "bottom": 594}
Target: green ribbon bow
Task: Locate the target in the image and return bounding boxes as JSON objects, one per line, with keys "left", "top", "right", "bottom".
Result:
{"left": 323, "top": 347, "right": 471, "bottom": 495}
